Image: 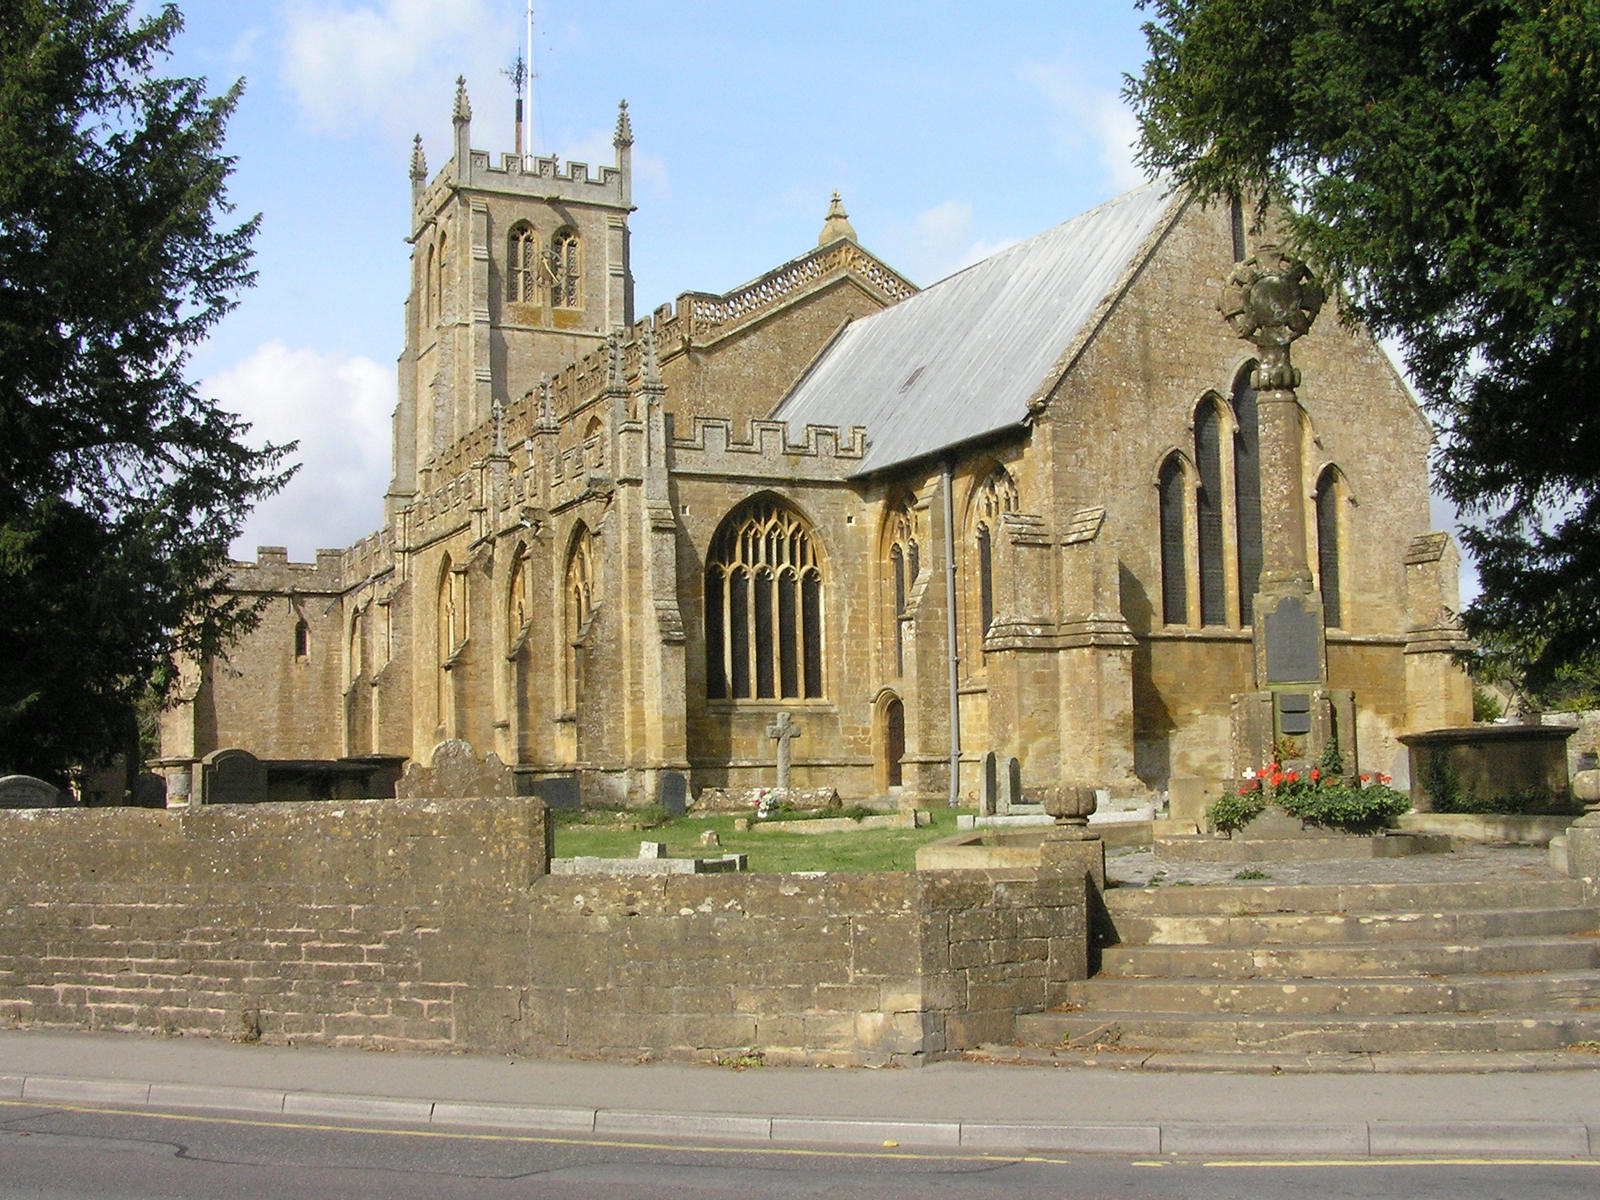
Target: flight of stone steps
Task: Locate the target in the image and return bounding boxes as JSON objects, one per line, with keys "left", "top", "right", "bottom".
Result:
{"left": 1011, "top": 878, "right": 1600, "bottom": 1058}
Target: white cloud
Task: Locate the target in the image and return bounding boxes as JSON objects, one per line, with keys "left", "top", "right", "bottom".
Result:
{"left": 207, "top": 341, "right": 393, "bottom": 560}
{"left": 1020, "top": 61, "right": 1146, "bottom": 194}
{"left": 884, "top": 200, "right": 1019, "bottom": 286}
{"left": 280, "top": 0, "right": 519, "bottom": 149}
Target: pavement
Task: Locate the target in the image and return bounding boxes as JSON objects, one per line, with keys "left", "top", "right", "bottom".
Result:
{"left": 5, "top": 1027, "right": 1600, "bottom": 1159}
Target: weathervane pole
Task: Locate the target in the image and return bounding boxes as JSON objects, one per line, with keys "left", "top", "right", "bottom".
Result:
{"left": 524, "top": 1, "right": 534, "bottom": 160}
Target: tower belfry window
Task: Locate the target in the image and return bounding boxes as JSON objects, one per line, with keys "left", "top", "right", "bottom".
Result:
{"left": 508, "top": 223, "right": 537, "bottom": 303}
{"left": 551, "top": 228, "right": 580, "bottom": 308}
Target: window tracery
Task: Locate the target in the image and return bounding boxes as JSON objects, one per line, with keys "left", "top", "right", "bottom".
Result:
{"left": 551, "top": 227, "right": 580, "bottom": 308}
{"left": 507, "top": 222, "right": 537, "bottom": 304}
{"left": 705, "top": 500, "right": 824, "bottom": 701}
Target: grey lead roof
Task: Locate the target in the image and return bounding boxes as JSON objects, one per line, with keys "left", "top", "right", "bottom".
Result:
{"left": 770, "top": 180, "right": 1181, "bottom": 476}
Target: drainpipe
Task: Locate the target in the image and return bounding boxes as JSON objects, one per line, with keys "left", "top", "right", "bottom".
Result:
{"left": 942, "top": 459, "right": 961, "bottom": 807}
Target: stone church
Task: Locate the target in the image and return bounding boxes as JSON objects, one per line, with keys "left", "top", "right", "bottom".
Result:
{"left": 157, "top": 81, "right": 1471, "bottom": 809}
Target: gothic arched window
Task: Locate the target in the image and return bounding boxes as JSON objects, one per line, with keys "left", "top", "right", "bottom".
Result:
{"left": 507, "top": 546, "right": 530, "bottom": 644}
{"left": 965, "top": 464, "right": 1018, "bottom": 670}
{"left": 434, "top": 232, "right": 449, "bottom": 324}
{"left": 1232, "top": 363, "right": 1263, "bottom": 623}
{"left": 1194, "top": 397, "right": 1229, "bottom": 626}
{"left": 564, "top": 526, "right": 596, "bottom": 711}
{"left": 882, "top": 498, "right": 920, "bottom": 677}
{"left": 551, "top": 227, "right": 580, "bottom": 309}
{"left": 507, "top": 222, "right": 537, "bottom": 304}
{"left": 705, "top": 500, "right": 824, "bottom": 701}
{"left": 348, "top": 609, "right": 363, "bottom": 684}
{"left": 1315, "top": 467, "right": 1345, "bottom": 629}
{"left": 1158, "top": 453, "right": 1190, "bottom": 625}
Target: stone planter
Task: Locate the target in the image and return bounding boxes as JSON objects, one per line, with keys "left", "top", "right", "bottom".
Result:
{"left": 1040, "top": 785, "right": 1097, "bottom": 826}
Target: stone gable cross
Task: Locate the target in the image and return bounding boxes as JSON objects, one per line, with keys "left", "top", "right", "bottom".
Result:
{"left": 766, "top": 711, "right": 801, "bottom": 789}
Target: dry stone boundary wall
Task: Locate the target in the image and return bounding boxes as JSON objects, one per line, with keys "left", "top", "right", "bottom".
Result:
{"left": 0, "top": 798, "right": 1088, "bottom": 1065}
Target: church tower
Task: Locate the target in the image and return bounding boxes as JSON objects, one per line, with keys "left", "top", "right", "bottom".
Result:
{"left": 388, "top": 79, "right": 634, "bottom": 515}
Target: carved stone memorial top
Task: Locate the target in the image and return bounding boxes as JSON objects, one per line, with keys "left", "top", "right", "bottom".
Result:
{"left": 1218, "top": 245, "right": 1325, "bottom": 389}
{"left": 397, "top": 739, "right": 515, "bottom": 799}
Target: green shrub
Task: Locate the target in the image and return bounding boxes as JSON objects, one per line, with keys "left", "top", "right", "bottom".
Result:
{"left": 1206, "top": 790, "right": 1266, "bottom": 834}
{"left": 1430, "top": 788, "right": 1576, "bottom": 816}
{"left": 1472, "top": 685, "right": 1505, "bottom": 723}
{"left": 1278, "top": 783, "right": 1410, "bottom": 832}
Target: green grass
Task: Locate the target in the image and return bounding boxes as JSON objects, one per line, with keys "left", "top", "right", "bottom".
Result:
{"left": 553, "top": 805, "right": 970, "bottom": 873}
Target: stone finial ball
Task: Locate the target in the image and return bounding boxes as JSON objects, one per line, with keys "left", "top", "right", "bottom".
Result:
{"left": 1218, "top": 246, "right": 1325, "bottom": 348}
{"left": 1041, "top": 784, "right": 1098, "bottom": 825}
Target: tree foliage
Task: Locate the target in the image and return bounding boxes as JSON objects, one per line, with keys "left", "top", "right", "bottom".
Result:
{"left": 0, "top": 1, "right": 294, "bottom": 783}
{"left": 1126, "top": 0, "right": 1600, "bottom": 693}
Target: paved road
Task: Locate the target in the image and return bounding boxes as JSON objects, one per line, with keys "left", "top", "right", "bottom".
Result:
{"left": 4, "top": 1100, "right": 1600, "bottom": 1200}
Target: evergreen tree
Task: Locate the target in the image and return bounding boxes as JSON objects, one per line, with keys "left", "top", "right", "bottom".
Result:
{"left": 1126, "top": 0, "right": 1600, "bottom": 693}
{"left": 0, "top": 1, "right": 294, "bottom": 784}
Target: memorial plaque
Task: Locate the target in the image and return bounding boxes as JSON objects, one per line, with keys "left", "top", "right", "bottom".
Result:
{"left": 1278, "top": 692, "right": 1312, "bottom": 736}
{"left": 1264, "top": 596, "right": 1321, "bottom": 683}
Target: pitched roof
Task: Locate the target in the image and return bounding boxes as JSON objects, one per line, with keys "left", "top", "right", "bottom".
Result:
{"left": 770, "top": 180, "right": 1182, "bottom": 475}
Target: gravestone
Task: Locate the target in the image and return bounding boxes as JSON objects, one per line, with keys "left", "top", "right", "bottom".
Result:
{"left": 657, "top": 770, "right": 688, "bottom": 817}
{"left": 200, "top": 748, "right": 268, "bottom": 805}
{"left": 396, "top": 739, "right": 515, "bottom": 799}
{"left": 998, "top": 757, "right": 1023, "bottom": 814}
{"left": 131, "top": 773, "right": 167, "bottom": 809}
{"left": 529, "top": 774, "right": 580, "bottom": 810}
{"left": 0, "top": 774, "right": 65, "bottom": 808}
{"left": 766, "top": 711, "right": 801, "bottom": 789}
{"left": 979, "top": 752, "right": 998, "bottom": 816}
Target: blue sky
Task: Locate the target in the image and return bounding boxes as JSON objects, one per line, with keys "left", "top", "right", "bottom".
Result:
{"left": 155, "top": 1, "right": 1466, "bottom": 586}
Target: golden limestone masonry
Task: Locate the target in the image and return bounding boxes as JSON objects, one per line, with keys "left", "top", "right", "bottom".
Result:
{"left": 157, "top": 83, "right": 1471, "bottom": 813}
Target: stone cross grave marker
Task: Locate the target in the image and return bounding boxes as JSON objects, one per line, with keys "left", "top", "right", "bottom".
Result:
{"left": 766, "top": 711, "right": 801, "bottom": 789}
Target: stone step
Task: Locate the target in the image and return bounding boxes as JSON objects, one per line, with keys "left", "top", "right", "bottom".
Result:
{"left": 1101, "top": 878, "right": 1589, "bottom": 917}
{"left": 1012, "top": 1009, "right": 1600, "bottom": 1055}
{"left": 1109, "top": 905, "right": 1600, "bottom": 947}
{"left": 1100, "top": 935, "right": 1600, "bottom": 979}
{"left": 1056, "top": 970, "right": 1600, "bottom": 1017}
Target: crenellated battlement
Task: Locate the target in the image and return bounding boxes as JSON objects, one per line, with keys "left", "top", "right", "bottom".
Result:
{"left": 228, "top": 547, "right": 345, "bottom": 593}
{"left": 667, "top": 415, "right": 867, "bottom": 483}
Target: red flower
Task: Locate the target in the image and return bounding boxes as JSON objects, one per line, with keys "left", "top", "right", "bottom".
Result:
{"left": 1310, "top": 768, "right": 1320, "bottom": 782}
{"left": 1285, "top": 770, "right": 1299, "bottom": 783}
{"left": 1360, "top": 774, "right": 1371, "bottom": 783}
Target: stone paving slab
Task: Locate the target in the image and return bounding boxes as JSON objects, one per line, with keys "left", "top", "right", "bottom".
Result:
{"left": 1108, "top": 843, "right": 1565, "bottom": 888}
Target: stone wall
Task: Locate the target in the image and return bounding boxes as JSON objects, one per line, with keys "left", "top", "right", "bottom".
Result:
{"left": 0, "top": 799, "right": 1087, "bottom": 1065}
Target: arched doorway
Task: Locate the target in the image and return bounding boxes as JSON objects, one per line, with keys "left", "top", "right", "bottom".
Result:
{"left": 882, "top": 696, "right": 905, "bottom": 791}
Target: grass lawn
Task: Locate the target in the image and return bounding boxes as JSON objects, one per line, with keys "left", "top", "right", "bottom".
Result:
{"left": 552, "top": 805, "right": 971, "bottom": 873}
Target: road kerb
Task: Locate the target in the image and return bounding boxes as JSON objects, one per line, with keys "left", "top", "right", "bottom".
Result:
{"left": 594, "top": 1110, "right": 772, "bottom": 1140}
{"left": 1160, "top": 1121, "right": 1369, "bottom": 1156}
{"left": 769, "top": 1117, "right": 963, "bottom": 1147}
{"left": 431, "top": 1100, "right": 598, "bottom": 1133}
{"left": 22, "top": 1076, "right": 151, "bottom": 1106}
{"left": 1368, "top": 1121, "right": 1593, "bottom": 1158}
{"left": 281, "top": 1093, "right": 434, "bottom": 1123}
